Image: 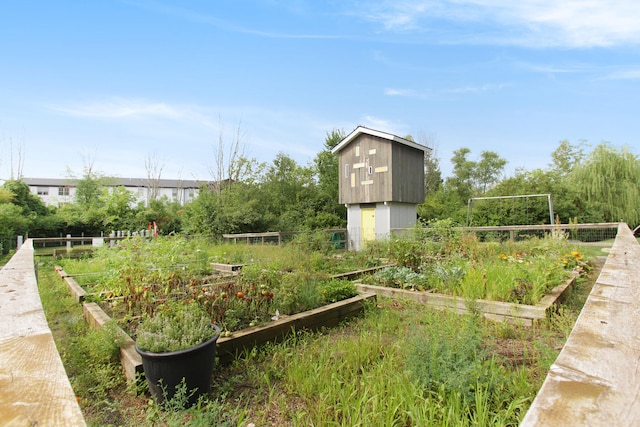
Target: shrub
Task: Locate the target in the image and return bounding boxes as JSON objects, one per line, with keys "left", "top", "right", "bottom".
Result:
{"left": 136, "top": 301, "right": 217, "bottom": 353}
{"left": 405, "top": 313, "right": 490, "bottom": 403}
{"left": 320, "top": 279, "right": 357, "bottom": 303}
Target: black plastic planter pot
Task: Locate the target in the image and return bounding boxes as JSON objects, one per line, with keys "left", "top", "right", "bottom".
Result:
{"left": 135, "top": 325, "right": 221, "bottom": 406}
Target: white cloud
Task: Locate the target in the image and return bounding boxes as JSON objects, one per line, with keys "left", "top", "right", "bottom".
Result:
{"left": 53, "top": 98, "right": 187, "bottom": 120}
{"left": 445, "top": 82, "right": 508, "bottom": 94}
{"left": 356, "top": 0, "right": 640, "bottom": 47}
{"left": 359, "top": 115, "right": 407, "bottom": 135}
{"left": 51, "top": 98, "right": 223, "bottom": 131}
{"left": 516, "top": 61, "right": 589, "bottom": 74}
{"left": 384, "top": 88, "right": 418, "bottom": 97}
{"left": 598, "top": 68, "right": 640, "bottom": 80}
{"left": 384, "top": 83, "right": 505, "bottom": 97}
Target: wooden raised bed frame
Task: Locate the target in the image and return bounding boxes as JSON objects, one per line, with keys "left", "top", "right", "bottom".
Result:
{"left": 56, "top": 267, "right": 376, "bottom": 381}
{"left": 355, "top": 273, "right": 576, "bottom": 327}
{"left": 56, "top": 263, "right": 574, "bottom": 382}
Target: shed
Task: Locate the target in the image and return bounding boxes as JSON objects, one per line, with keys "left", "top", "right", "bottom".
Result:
{"left": 332, "top": 126, "right": 430, "bottom": 250}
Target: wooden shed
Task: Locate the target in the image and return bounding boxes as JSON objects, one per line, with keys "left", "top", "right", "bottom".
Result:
{"left": 332, "top": 126, "right": 430, "bottom": 250}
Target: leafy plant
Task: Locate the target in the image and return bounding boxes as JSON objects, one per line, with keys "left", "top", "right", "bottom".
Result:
{"left": 374, "top": 266, "right": 428, "bottom": 290}
{"left": 136, "top": 301, "right": 218, "bottom": 353}
{"left": 320, "top": 279, "right": 357, "bottom": 303}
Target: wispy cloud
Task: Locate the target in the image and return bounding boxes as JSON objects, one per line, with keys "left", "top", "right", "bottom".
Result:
{"left": 53, "top": 98, "right": 185, "bottom": 119}
{"left": 445, "top": 83, "right": 508, "bottom": 94}
{"left": 51, "top": 98, "right": 219, "bottom": 126}
{"left": 385, "top": 82, "right": 505, "bottom": 97}
{"left": 384, "top": 88, "right": 421, "bottom": 97}
{"left": 516, "top": 61, "right": 590, "bottom": 74}
{"left": 355, "top": 0, "right": 640, "bottom": 47}
{"left": 598, "top": 68, "right": 640, "bottom": 80}
{"left": 360, "top": 115, "right": 405, "bottom": 134}
{"left": 126, "top": 0, "right": 342, "bottom": 39}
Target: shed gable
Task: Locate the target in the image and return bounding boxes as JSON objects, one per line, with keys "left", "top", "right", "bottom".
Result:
{"left": 335, "top": 127, "right": 427, "bottom": 205}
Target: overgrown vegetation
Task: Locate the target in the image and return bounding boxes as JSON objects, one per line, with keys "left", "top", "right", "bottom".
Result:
{"left": 57, "top": 234, "right": 371, "bottom": 336}
{"left": 40, "top": 253, "right": 600, "bottom": 426}
{"left": 360, "top": 222, "right": 590, "bottom": 304}
{"left": 37, "top": 226, "right": 604, "bottom": 426}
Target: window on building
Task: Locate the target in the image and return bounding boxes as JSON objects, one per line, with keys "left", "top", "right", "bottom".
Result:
{"left": 58, "top": 186, "right": 70, "bottom": 196}
{"left": 37, "top": 187, "right": 49, "bottom": 196}
{"left": 344, "top": 164, "right": 349, "bottom": 178}
{"left": 172, "top": 188, "right": 178, "bottom": 200}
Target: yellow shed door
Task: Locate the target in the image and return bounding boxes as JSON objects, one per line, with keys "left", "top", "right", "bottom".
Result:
{"left": 361, "top": 208, "right": 376, "bottom": 246}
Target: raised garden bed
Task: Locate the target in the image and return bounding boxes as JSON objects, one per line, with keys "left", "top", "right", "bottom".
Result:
{"left": 355, "top": 273, "right": 576, "bottom": 326}
{"left": 82, "top": 291, "right": 376, "bottom": 380}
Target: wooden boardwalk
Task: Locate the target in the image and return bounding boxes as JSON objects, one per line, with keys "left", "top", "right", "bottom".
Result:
{"left": 521, "top": 223, "right": 640, "bottom": 426}
{"left": 0, "top": 240, "right": 85, "bottom": 426}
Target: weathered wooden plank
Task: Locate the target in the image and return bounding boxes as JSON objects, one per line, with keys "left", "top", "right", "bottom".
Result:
{"left": 211, "top": 262, "right": 244, "bottom": 272}
{"left": 64, "top": 276, "right": 87, "bottom": 303}
{"left": 355, "top": 275, "right": 575, "bottom": 324}
{"left": 521, "top": 223, "right": 640, "bottom": 426}
{"left": 331, "top": 264, "right": 393, "bottom": 281}
{"left": 82, "top": 302, "right": 143, "bottom": 381}
{"left": 355, "top": 284, "right": 545, "bottom": 318}
{"left": 216, "top": 292, "right": 376, "bottom": 363}
{"left": 0, "top": 240, "right": 85, "bottom": 426}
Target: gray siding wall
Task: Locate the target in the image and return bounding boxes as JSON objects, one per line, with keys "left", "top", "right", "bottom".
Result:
{"left": 338, "top": 134, "right": 424, "bottom": 204}
{"left": 391, "top": 144, "right": 425, "bottom": 204}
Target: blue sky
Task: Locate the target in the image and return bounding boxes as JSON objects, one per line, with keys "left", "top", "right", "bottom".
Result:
{"left": 1, "top": 1, "right": 639, "bottom": 181}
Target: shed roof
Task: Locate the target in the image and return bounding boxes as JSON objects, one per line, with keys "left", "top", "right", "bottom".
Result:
{"left": 331, "top": 126, "right": 431, "bottom": 154}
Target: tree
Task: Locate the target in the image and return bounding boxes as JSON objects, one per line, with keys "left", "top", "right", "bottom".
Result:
{"left": 549, "top": 139, "right": 587, "bottom": 176}
{"left": 211, "top": 118, "right": 246, "bottom": 197}
{"left": 411, "top": 131, "right": 443, "bottom": 194}
{"left": 145, "top": 152, "right": 164, "bottom": 202}
{"left": 570, "top": 143, "right": 640, "bottom": 227}
{"left": 312, "top": 129, "right": 347, "bottom": 227}
{"left": 475, "top": 151, "right": 507, "bottom": 194}
{"left": 181, "top": 186, "right": 221, "bottom": 236}
{"left": 102, "top": 186, "right": 136, "bottom": 230}
{"left": 2, "top": 180, "right": 47, "bottom": 216}
{"left": 448, "top": 147, "right": 476, "bottom": 202}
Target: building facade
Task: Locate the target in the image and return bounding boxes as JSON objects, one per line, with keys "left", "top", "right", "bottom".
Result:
{"left": 22, "top": 177, "right": 208, "bottom": 207}
{"left": 332, "top": 126, "right": 430, "bottom": 250}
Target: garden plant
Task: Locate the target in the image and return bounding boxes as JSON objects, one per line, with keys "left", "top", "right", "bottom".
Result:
{"left": 45, "top": 223, "right": 600, "bottom": 425}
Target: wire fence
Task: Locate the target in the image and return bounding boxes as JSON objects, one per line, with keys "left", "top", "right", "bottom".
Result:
{"left": 462, "top": 223, "right": 619, "bottom": 244}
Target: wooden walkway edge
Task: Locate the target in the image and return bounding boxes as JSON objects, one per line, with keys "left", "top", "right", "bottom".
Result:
{"left": 0, "top": 240, "right": 85, "bottom": 426}
{"left": 521, "top": 223, "right": 640, "bottom": 426}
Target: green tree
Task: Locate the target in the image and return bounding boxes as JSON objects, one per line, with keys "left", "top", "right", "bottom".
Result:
{"left": 181, "top": 186, "right": 221, "bottom": 236}
{"left": 570, "top": 143, "right": 640, "bottom": 227}
{"left": 2, "top": 180, "right": 47, "bottom": 216}
{"left": 311, "top": 129, "right": 347, "bottom": 228}
{"left": 102, "top": 186, "right": 136, "bottom": 231}
{"left": 475, "top": 151, "right": 507, "bottom": 194}
{"left": 549, "top": 139, "right": 587, "bottom": 176}
{"left": 448, "top": 148, "right": 476, "bottom": 202}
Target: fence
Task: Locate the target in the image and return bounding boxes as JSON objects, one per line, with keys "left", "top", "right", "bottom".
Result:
{"left": 222, "top": 229, "right": 348, "bottom": 247}
{"left": 462, "top": 222, "right": 619, "bottom": 243}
